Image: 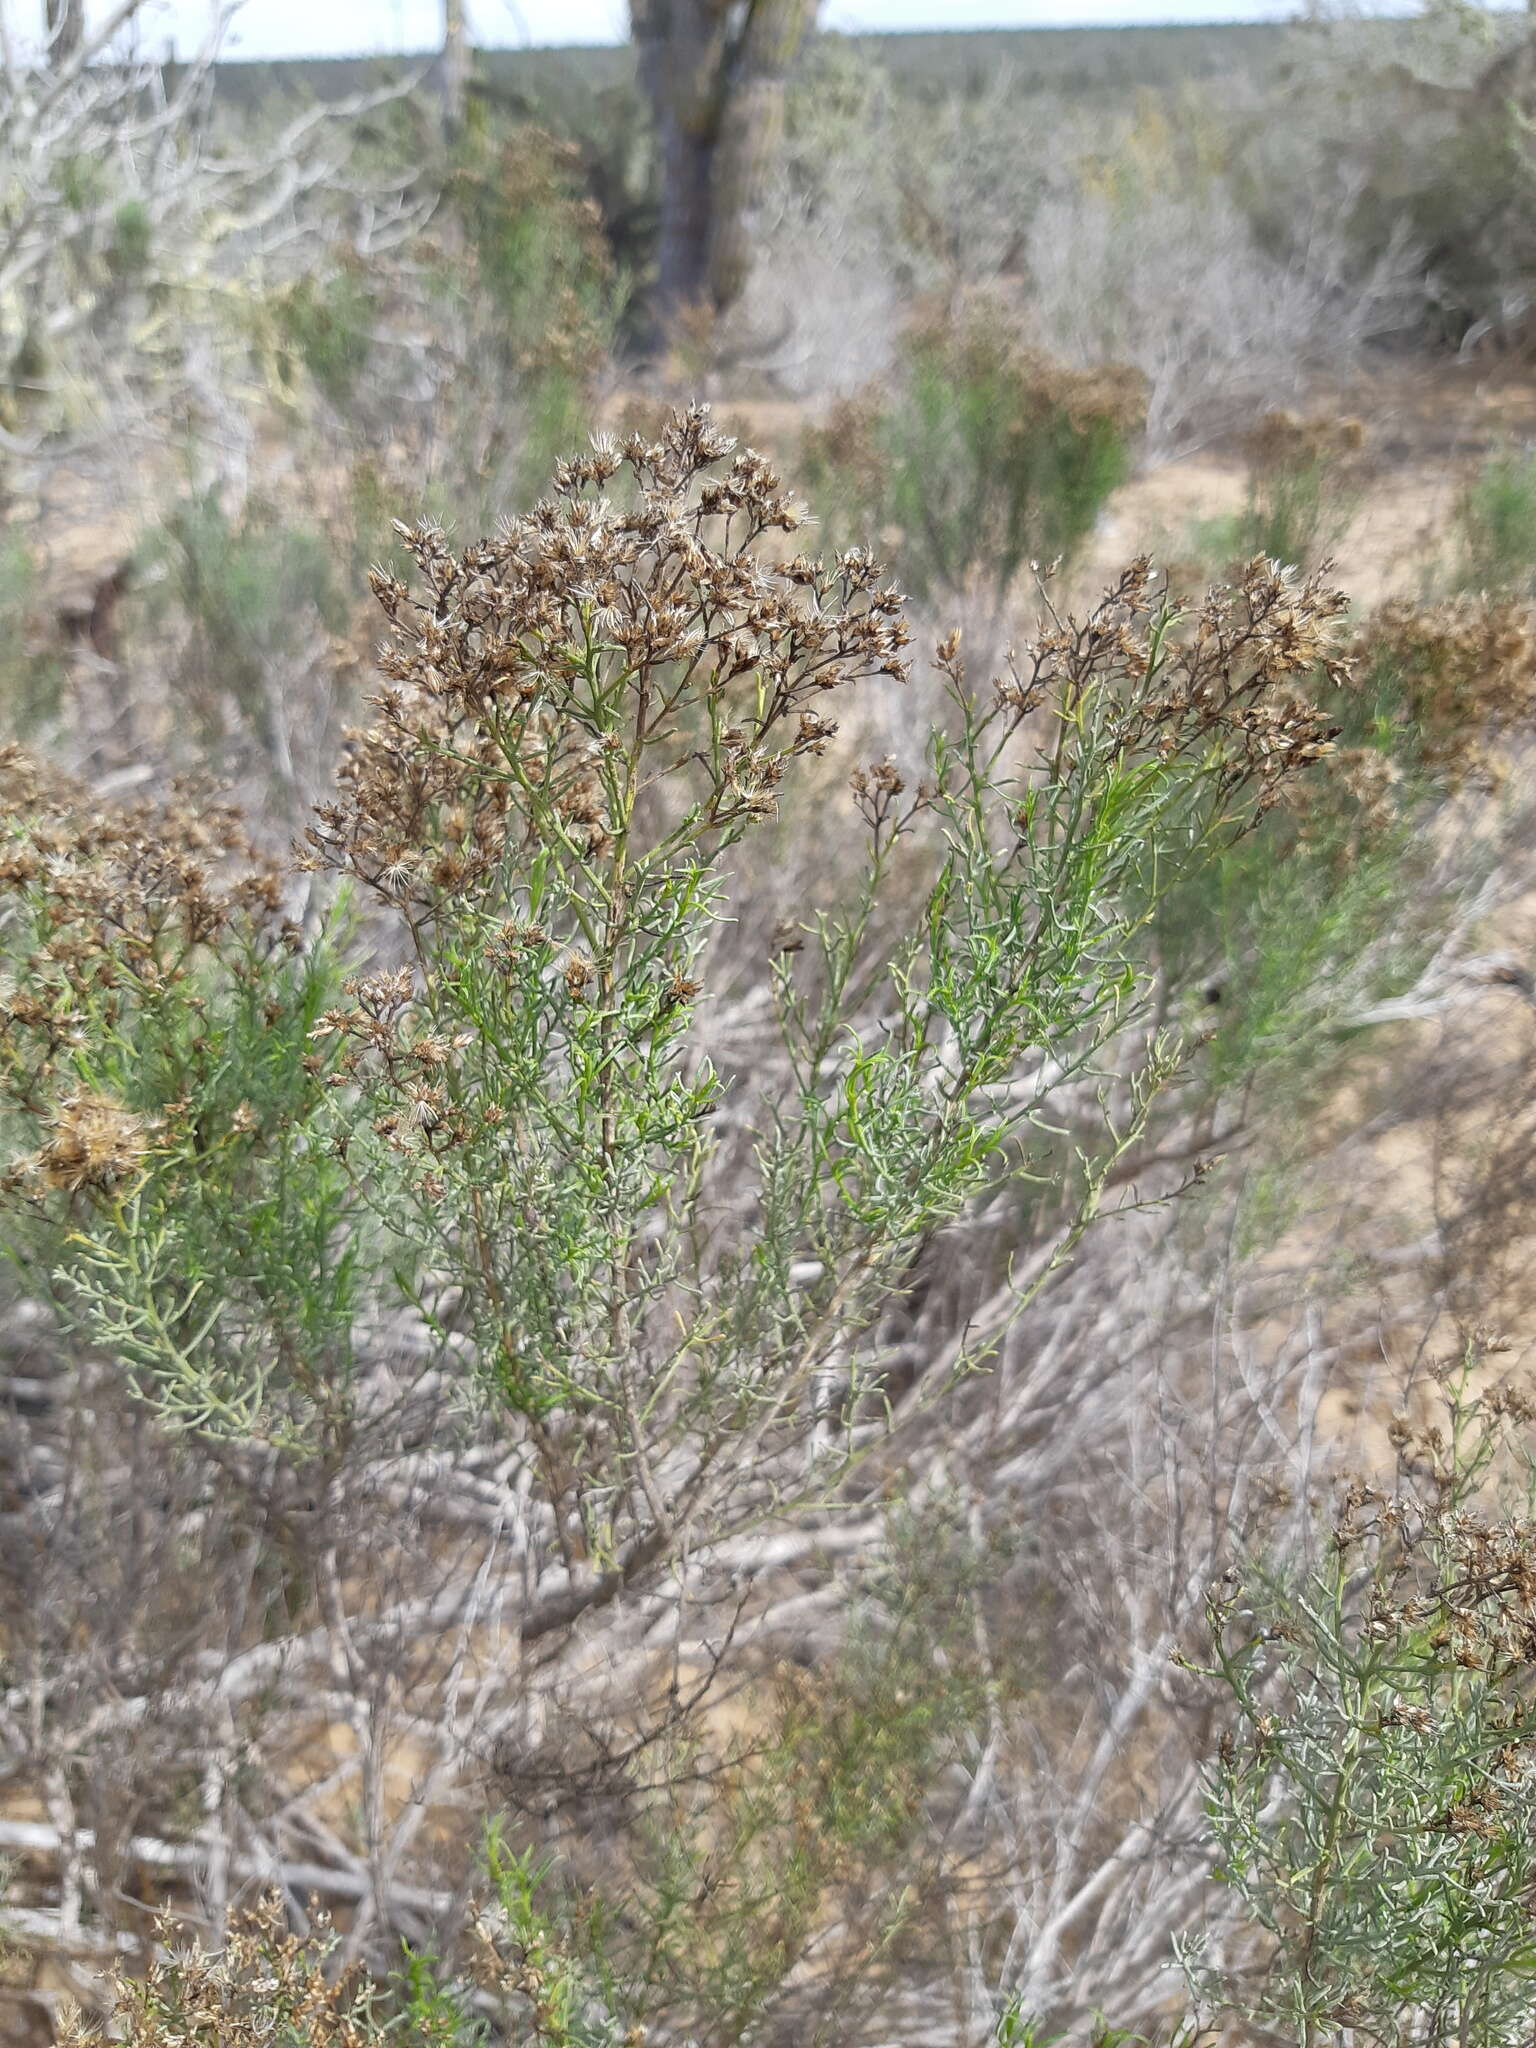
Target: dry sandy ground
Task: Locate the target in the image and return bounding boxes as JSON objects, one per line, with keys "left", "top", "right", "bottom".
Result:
{"left": 1086, "top": 356, "right": 1536, "bottom": 607}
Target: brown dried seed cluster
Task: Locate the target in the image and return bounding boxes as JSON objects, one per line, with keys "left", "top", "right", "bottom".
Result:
{"left": 1330, "top": 1384, "right": 1536, "bottom": 1686}
{"left": 994, "top": 555, "right": 1348, "bottom": 807}
{"left": 302, "top": 404, "right": 912, "bottom": 914}
{"left": 1355, "top": 594, "right": 1536, "bottom": 787}
{"left": 24, "top": 1089, "right": 154, "bottom": 1194}
{"left": 58, "top": 1897, "right": 374, "bottom": 2048}
{"left": 0, "top": 745, "right": 296, "bottom": 1167}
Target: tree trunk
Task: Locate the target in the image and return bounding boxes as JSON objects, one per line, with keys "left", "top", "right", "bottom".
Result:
{"left": 46, "top": 0, "right": 86, "bottom": 66}
{"left": 441, "top": 0, "right": 470, "bottom": 139}
{"left": 632, "top": 0, "right": 817, "bottom": 327}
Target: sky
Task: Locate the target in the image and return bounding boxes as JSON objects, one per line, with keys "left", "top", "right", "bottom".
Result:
{"left": 11, "top": 0, "right": 1329, "bottom": 62}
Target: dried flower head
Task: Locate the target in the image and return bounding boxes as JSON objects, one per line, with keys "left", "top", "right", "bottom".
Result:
{"left": 305, "top": 404, "right": 911, "bottom": 915}
{"left": 29, "top": 1090, "right": 152, "bottom": 1192}
{"left": 992, "top": 554, "right": 1349, "bottom": 811}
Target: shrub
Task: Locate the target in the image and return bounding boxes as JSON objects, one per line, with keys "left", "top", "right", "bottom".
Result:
{"left": 291, "top": 421, "right": 1336, "bottom": 1468}
{"left": 519, "top": 1501, "right": 1024, "bottom": 2040}
{"left": 1188, "top": 1360, "right": 1536, "bottom": 2048}
{"left": 0, "top": 413, "right": 1353, "bottom": 2040}
{"left": 56, "top": 1897, "right": 454, "bottom": 2048}
{"left": 54, "top": 1871, "right": 627, "bottom": 2048}
{"left": 1352, "top": 593, "right": 1536, "bottom": 787}
{"left": 0, "top": 748, "right": 362, "bottom": 1442}
{"left": 1451, "top": 448, "right": 1536, "bottom": 601}
{"left": 273, "top": 260, "right": 378, "bottom": 409}
{"left": 440, "top": 124, "right": 618, "bottom": 501}
{"left": 1023, "top": 170, "right": 1417, "bottom": 459}
{"left": 799, "top": 302, "right": 1144, "bottom": 600}
{"left": 0, "top": 415, "right": 1347, "bottom": 1550}
{"left": 0, "top": 532, "right": 64, "bottom": 735}
{"left": 144, "top": 490, "right": 361, "bottom": 797}
{"left": 1192, "top": 411, "right": 1367, "bottom": 576}
{"left": 1154, "top": 571, "right": 1536, "bottom": 1137}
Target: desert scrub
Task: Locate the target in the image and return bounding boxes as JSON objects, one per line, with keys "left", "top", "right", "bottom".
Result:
{"left": 142, "top": 488, "right": 361, "bottom": 789}
{"left": 1190, "top": 410, "right": 1367, "bottom": 576}
{"left": 0, "top": 748, "right": 363, "bottom": 1441}
{"left": 271, "top": 258, "right": 379, "bottom": 411}
{"left": 0, "top": 408, "right": 1346, "bottom": 1645}
{"left": 1188, "top": 1360, "right": 1536, "bottom": 2048}
{"left": 52, "top": 1874, "right": 627, "bottom": 2048}
{"left": 54, "top": 1897, "right": 443, "bottom": 2048}
{"left": 798, "top": 300, "right": 1145, "bottom": 601}
{"left": 282, "top": 412, "right": 1344, "bottom": 1587}
{"left": 438, "top": 123, "right": 618, "bottom": 503}
{"left": 0, "top": 411, "right": 1355, "bottom": 2041}
{"left": 513, "top": 1500, "right": 1022, "bottom": 2041}
{"left": 1350, "top": 594, "right": 1536, "bottom": 789}
{"left": 1451, "top": 447, "right": 1536, "bottom": 600}
{"left": 0, "top": 532, "right": 64, "bottom": 734}
{"left": 1150, "top": 578, "right": 1536, "bottom": 1137}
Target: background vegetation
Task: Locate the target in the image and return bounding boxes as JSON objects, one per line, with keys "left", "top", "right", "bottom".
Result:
{"left": 7, "top": 3, "right": 1536, "bottom": 2045}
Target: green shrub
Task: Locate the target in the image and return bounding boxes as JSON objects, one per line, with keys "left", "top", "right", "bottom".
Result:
{"left": 1190, "top": 411, "right": 1366, "bottom": 577}
{"left": 0, "top": 411, "right": 1345, "bottom": 1502}
{"left": 0, "top": 418, "right": 1355, "bottom": 2042}
{"left": 1151, "top": 578, "right": 1536, "bottom": 1152}
{"left": 442, "top": 124, "right": 618, "bottom": 501}
{"left": 1452, "top": 447, "right": 1536, "bottom": 600}
{"left": 800, "top": 302, "right": 1144, "bottom": 600}
{"left": 273, "top": 262, "right": 378, "bottom": 408}
{"left": 0, "top": 533, "right": 64, "bottom": 734}
{"left": 145, "top": 489, "right": 357, "bottom": 779}
{"left": 1188, "top": 1360, "right": 1536, "bottom": 2048}
{"left": 0, "top": 751, "right": 364, "bottom": 1444}
{"left": 107, "top": 198, "right": 153, "bottom": 278}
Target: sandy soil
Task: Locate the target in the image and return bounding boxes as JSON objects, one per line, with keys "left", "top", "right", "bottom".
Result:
{"left": 1087, "top": 355, "right": 1536, "bottom": 607}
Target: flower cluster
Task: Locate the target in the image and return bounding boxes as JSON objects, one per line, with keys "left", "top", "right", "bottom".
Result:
{"left": 996, "top": 555, "right": 1347, "bottom": 810}
{"left": 303, "top": 404, "right": 911, "bottom": 916}
{"left": 1356, "top": 593, "right": 1536, "bottom": 787}
{"left": 0, "top": 745, "right": 295, "bottom": 1159}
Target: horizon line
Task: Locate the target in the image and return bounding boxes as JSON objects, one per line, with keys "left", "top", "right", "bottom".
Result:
{"left": 210, "top": 11, "right": 1372, "bottom": 67}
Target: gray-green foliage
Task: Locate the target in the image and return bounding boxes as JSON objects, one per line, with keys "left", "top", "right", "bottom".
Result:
{"left": 0, "top": 761, "right": 365, "bottom": 1444}
{"left": 1188, "top": 1364, "right": 1536, "bottom": 2048}
{"left": 0, "top": 411, "right": 1344, "bottom": 1649}
{"left": 276, "top": 425, "right": 1340, "bottom": 1565}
